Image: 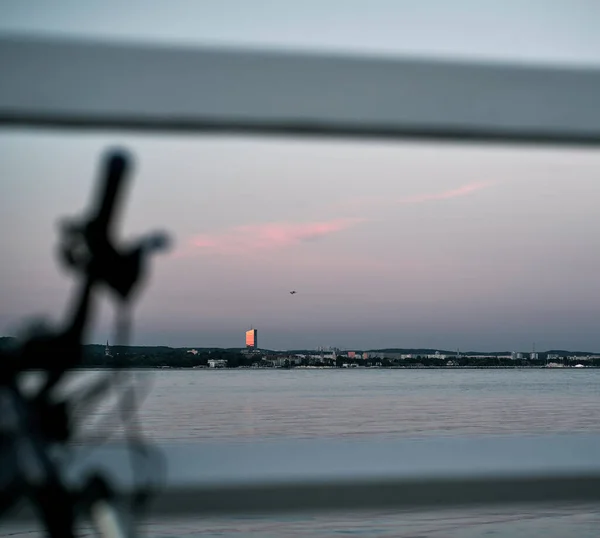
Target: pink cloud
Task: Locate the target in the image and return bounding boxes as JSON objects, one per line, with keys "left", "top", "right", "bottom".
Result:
{"left": 337, "top": 181, "right": 495, "bottom": 210}
{"left": 190, "top": 217, "right": 365, "bottom": 255}
{"left": 172, "top": 181, "right": 494, "bottom": 259}
{"left": 397, "top": 181, "right": 494, "bottom": 204}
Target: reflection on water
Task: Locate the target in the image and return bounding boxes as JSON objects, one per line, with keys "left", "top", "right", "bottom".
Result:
{"left": 6, "top": 369, "right": 600, "bottom": 537}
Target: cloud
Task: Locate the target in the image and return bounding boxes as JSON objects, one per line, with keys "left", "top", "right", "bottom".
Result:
{"left": 189, "top": 217, "right": 365, "bottom": 255}
{"left": 397, "top": 181, "right": 494, "bottom": 204}
{"left": 336, "top": 181, "right": 495, "bottom": 211}
{"left": 176, "top": 181, "right": 495, "bottom": 258}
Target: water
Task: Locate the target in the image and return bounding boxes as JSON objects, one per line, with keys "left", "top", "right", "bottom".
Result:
{"left": 130, "top": 368, "right": 600, "bottom": 442}
{"left": 6, "top": 368, "right": 600, "bottom": 536}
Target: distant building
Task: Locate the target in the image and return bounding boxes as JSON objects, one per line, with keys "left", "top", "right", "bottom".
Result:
{"left": 105, "top": 340, "right": 112, "bottom": 358}
{"left": 208, "top": 359, "right": 227, "bottom": 368}
{"left": 246, "top": 328, "right": 258, "bottom": 350}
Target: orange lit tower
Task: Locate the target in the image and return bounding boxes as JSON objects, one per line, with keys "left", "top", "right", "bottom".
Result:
{"left": 245, "top": 328, "right": 258, "bottom": 350}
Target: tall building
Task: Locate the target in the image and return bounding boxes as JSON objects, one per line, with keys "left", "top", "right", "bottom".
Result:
{"left": 246, "top": 328, "right": 258, "bottom": 350}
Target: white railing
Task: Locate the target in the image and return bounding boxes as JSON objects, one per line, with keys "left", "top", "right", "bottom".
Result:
{"left": 6, "top": 435, "right": 600, "bottom": 522}
{"left": 1, "top": 35, "right": 600, "bottom": 144}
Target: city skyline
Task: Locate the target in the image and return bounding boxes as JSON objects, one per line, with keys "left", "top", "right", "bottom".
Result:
{"left": 2, "top": 2, "right": 600, "bottom": 351}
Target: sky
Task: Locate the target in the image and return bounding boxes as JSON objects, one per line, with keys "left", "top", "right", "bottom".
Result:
{"left": 2, "top": 1, "right": 600, "bottom": 351}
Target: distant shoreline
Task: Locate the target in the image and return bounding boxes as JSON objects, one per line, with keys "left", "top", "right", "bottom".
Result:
{"left": 73, "top": 365, "right": 595, "bottom": 371}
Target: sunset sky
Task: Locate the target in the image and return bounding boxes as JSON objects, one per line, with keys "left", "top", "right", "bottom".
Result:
{"left": 2, "top": 1, "right": 600, "bottom": 351}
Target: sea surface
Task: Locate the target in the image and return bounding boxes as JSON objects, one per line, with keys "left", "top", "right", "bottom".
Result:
{"left": 6, "top": 368, "right": 600, "bottom": 537}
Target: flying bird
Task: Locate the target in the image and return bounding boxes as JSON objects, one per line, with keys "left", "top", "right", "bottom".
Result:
{"left": 289, "top": 290, "right": 296, "bottom": 295}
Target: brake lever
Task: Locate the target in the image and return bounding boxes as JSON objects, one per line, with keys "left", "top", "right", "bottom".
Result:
{"left": 1, "top": 149, "right": 170, "bottom": 538}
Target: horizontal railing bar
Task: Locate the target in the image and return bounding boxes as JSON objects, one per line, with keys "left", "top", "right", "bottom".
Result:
{"left": 140, "top": 475, "right": 600, "bottom": 517}
{"left": 4, "top": 114, "right": 600, "bottom": 146}
{"left": 1, "top": 36, "right": 600, "bottom": 144}
{"left": 5, "top": 434, "right": 600, "bottom": 521}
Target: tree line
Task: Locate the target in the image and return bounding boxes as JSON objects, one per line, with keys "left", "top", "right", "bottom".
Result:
{"left": 82, "top": 346, "right": 252, "bottom": 368}
{"left": 337, "top": 356, "right": 599, "bottom": 368}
